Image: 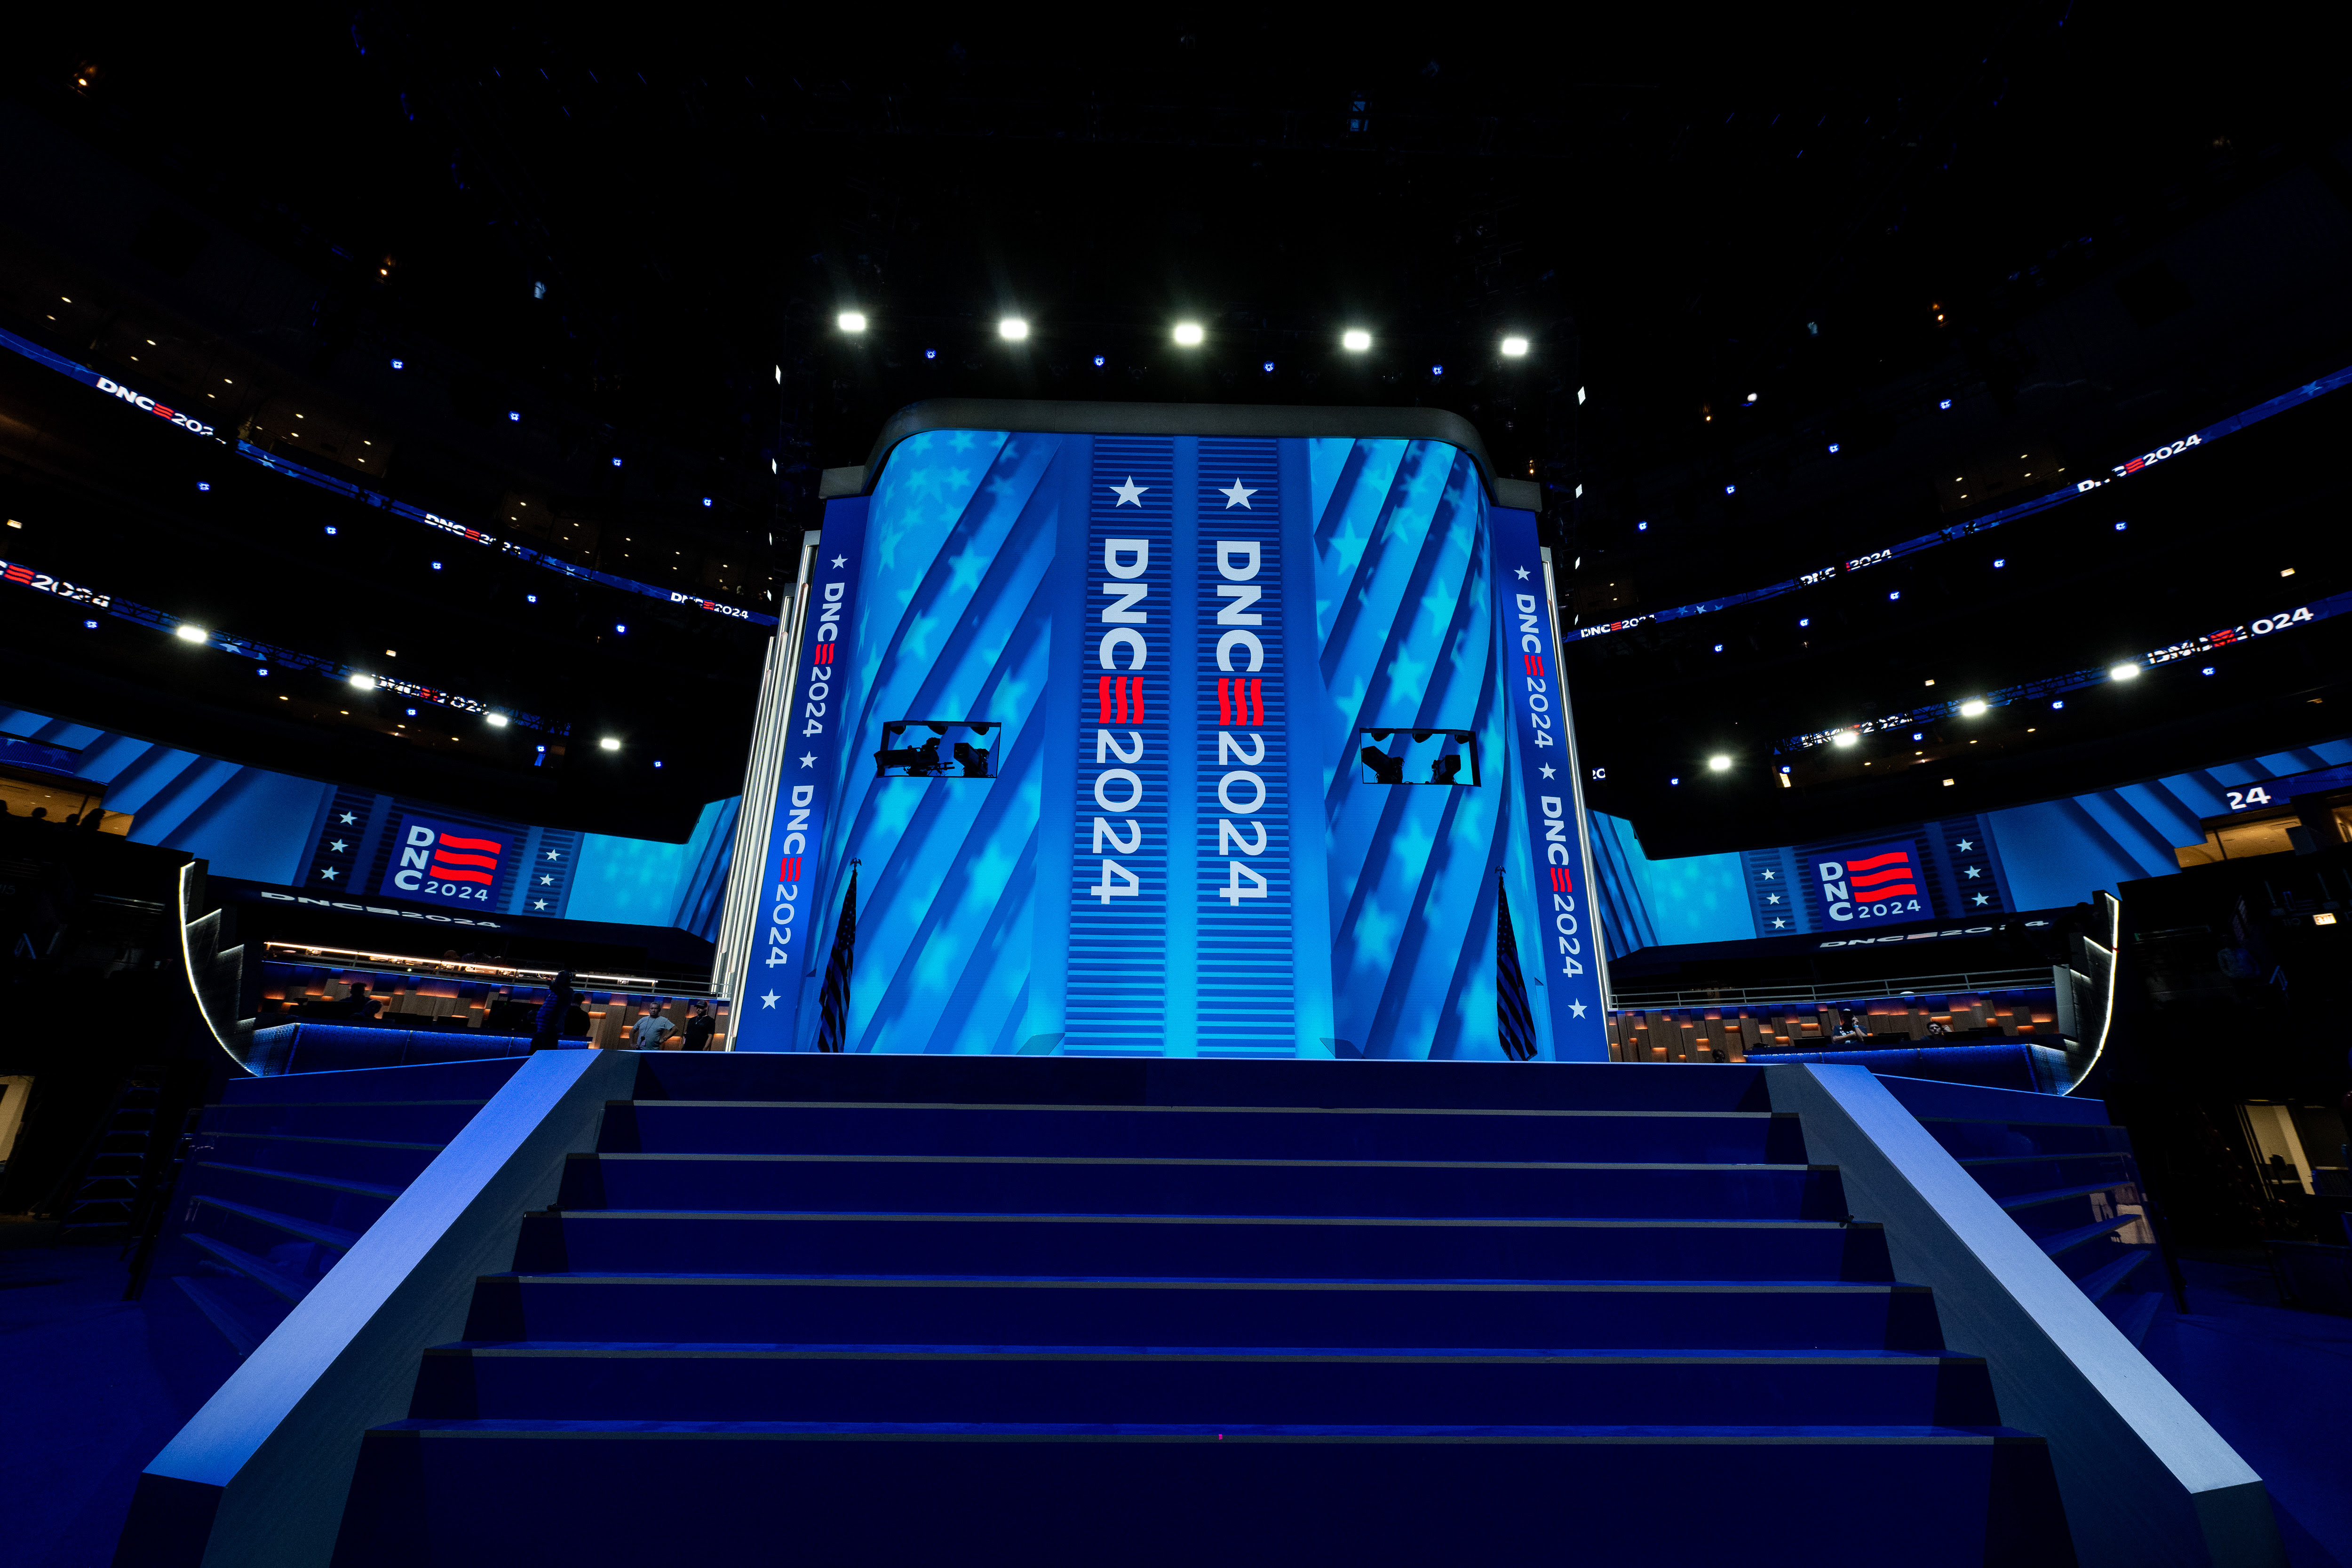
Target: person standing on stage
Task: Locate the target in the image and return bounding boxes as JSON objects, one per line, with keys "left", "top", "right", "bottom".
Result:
{"left": 681, "top": 999, "right": 716, "bottom": 1051}
{"left": 630, "top": 1005, "right": 676, "bottom": 1051}
{"left": 530, "top": 971, "right": 580, "bottom": 1051}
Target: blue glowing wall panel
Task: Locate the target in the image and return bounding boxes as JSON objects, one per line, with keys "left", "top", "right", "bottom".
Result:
{"left": 737, "top": 430, "right": 1604, "bottom": 1059}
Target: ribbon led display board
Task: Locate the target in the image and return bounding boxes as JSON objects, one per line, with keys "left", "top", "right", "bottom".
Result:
{"left": 718, "top": 408, "right": 1611, "bottom": 1060}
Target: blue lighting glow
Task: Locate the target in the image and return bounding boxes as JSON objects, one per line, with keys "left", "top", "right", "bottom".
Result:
{"left": 1911, "top": 732, "right": 1923, "bottom": 741}
{"left": 1888, "top": 590, "right": 1901, "bottom": 601}
{"left": 701, "top": 497, "right": 713, "bottom": 508}
{"left": 1780, "top": 765, "right": 1791, "bottom": 773}
{"left": 1798, "top": 618, "right": 1810, "bottom": 628}
{"left": 257, "top": 667, "right": 267, "bottom": 676}
{"left": 1093, "top": 355, "right": 1106, "bottom": 367}
{"left": 2202, "top": 666, "right": 2215, "bottom": 676}
{"left": 925, "top": 349, "right": 938, "bottom": 360}
{"left": 1262, "top": 361, "right": 1275, "bottom": 373}
{"left": 1993, "top": 557, "right": 2006, "bottom": 568}
{"left": 2052, "top": 700, "right": 2066, "bottom": 710}
{"left": 1827, "top": 442, "right": 1841, "bottom": 454}
{"left": 389, "top": 358, "right": 403, "bottom": 370}
{"left": 1670, "top": 777, "right": 1681, "bottom": 786}
{"left": 615, "top": 623, "right": 627, "bottom": 634}
{"left": 653, "top": 760, "right": 663, "bottom": 769}
{"left": 1713, "top": 644, "right": 1724, "bottom": 653}
{"left": 2115, "top": 521, "right": 2128, "bottom": 531}
{"left": 431, "top": 561, "right": 442, "bottom": 570}
{"left": 508, "top": 410, "right": 520, "bottom": 422}
{"left": 1431, "top": 364, "right": 1445, "bottom": 376}
{"left": 196, "top": 481, "right": 210, "bottom": 491}
{"left": 84, "top": 619, "right": 97, "bottom": 629}
{"left": 526, "top": 593, "right": 538, "bottom": 604}
{"left": 1724, "top": 484, "right": 1737, "bottom": 495}
{"left": 612, "top": 457, "right": 623, "bottom": 467}
{"left": 324, "top": 525, "right": 337, "bottom": 536}
{"left": 406, "top": 707, "right": 417, "bottom": 716}
{"left": 1637, "top": 521, "right": 1649, "bottom": 532}
{"left": 1939, "top": 398, "right": 1953, "bottom": 410}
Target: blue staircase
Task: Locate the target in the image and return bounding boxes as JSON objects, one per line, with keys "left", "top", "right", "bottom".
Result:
{"left": 156, "top": 1058, "right": 527, "bottom": 1354}
{"left": 332, "top": 1056, "right": 2075, "bottom": 1566}
{"left": 1879, "top": 1078, "right": 2170, "bottom": 1345}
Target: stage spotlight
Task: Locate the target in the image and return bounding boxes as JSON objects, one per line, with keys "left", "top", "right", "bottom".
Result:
{"left": 2201, "top": 666, "right": 2215, "bottom": 676}
{"left": 1342, "top": 329, "right": 1372, "bottom": 352}
{"left": 1911, "top": 732, "right": 1923, "bottom": 741}
{"left": 612, "top": 456, "right": 623, "bottom": 467}
{"left": 1094, "top": 355, "right": 1106, "bottom": 367}
{"left": 1745, "top": 392, "right": 1757, "bottom": 404}
{"left": 1832, "top": 731, "right": 1859, "bottom": 748}
{"left": 1959, "top": 699, "right": 1987, "bottom": 716}
{"left": 1707, "top": 755, "right": 1732, "bottom": 772}
{"left": 389, "top": 358, "right": 404, "bottom": 370}
{"left": 615, "top": 623, "right": 628, "bottom": 635}
{"left": 174, "top": 624, "right": 207, "bottom": 644}
{"left": 1938, "top": 398, "right": 1953, "bottom": 410}
{"left": 508, "top": 410, "right": 520, "bottom": 422}
{"left": 2052, "top": 700, "right": 2066, "bottom": 710}
{"left": 350, "top": 674, "right": 376, "bottom": 691}
{"left": 925, "top": 349, "right": 937, "bottom": 360}
{"left": 1827, "top": 443, "right": 1840, "bottom": 454}
{"left": 999, "top": 318, "right": 1029, "bottom": 341}
{"left": 1993, "top": 557, "right": 2006, "bottom": 568}
{"left": 1431, "top": 364, "right": 1444, "bottom": 376}
{"left": 2110, "top": 662, "right": 2140, "bottom": 681}
{"left": 324, "top": 525, "right": 338, "bottom": 536}
{"left": 486, "top": 713, "right": 510, "bottom": 728}
{"left": 1262, "top": 361, "right": 1275, "bottom": 373}
{"left": 1724, "top": 484, "right": 1736, "bottom": 495}
{"left": 2114, "top": 521, "right": 2128, "bottom": 532}
{"left": 599, "top": 737, "right": 622, "bottom": 752}
{"left": 1501, "top": 336, "right": 1529, "bottom": 357}
{"left": 84, "top": 619, "right": 97, "bottom": 629}
{"left": 1173, "top": 322, "right": 1204, "bottom": 346}
{"left": 837, "top": 311, "right": 867, "bottom": 333}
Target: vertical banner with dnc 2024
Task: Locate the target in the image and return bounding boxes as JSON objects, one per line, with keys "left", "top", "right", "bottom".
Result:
{"left": 1490, "top": 504, "right": 1611, "bottom": 1059}
{"left": 732, "top": 498, "right": 870, "bottom": 1051}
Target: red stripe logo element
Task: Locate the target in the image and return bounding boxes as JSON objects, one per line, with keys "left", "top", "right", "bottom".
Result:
{"left": 1217, "top": 679, "right": 1233, "bottom": 726}
{"left": 811, "top": 643, "right": 835, "bottom": 666}
{"left": 437, "top": 834, "right": 503, "bottom": 853}
{"left": 1248, "top": 678, "right": 1263, "bottom": 725}
{"left": 1524, "top": 654, "right": 1545, "bottom": 678}
{"left": 427, "top": 865, "right": 494, "bottom": 884}
{"left": 1549, "top": 867, "right": 1574, "bottom": 892}
{"left": 1847, "top": 851, "right": 1909, "bottom": 872}
{"left": 778, "top": 855, "right": 802, "bottom": 883}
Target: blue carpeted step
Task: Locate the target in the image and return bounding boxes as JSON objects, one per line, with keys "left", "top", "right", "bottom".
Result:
{"left": 461, "top": 1272, "right": 1947, "bottom": 1351}
{"left": 202, "top": 1099, "right": 487, "bottom": 1146}
{"left": 516, "top": 1210, "right": 1896, "bottom": 1281}
{"left": 1911, "top": 1118, "right": 2132, "bottom": 1162}
{"left": 333, "top": 1415, "right": 2072, "bottom": 1568}
{"left": 1957, "top": 1152, "right": 2137, "bottom": 1204}
{"left": 200, "top": 1131, "right": 448, "bottom": 1189}
{"left": 559, "top": 1151, "right": 1846, "bottom": 1219}
{"left": 410, "top": 1341, "right": 2002, "bottom": 1428}
{"left": 599, "top": 1101, "right": 1811, "bottom": 1164}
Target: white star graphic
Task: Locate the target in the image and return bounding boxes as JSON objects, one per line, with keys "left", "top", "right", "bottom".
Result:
{"left": 1955, "top": 838, "right": 1975, "bottom": 852}
{"left": 545, "top": 849, "right": 562, "bottom": 860}
{"left": 318, "top": 867, "right": 337, "bottom": 880}
{"left": 1514, "top": 566, "right": 1530, "bottom": 580}
{"left": 1766, "top": 894, "right": 1781, "bottom": 904}
{"left": 539, "top": 874, "right": 555, "bottom": 885}
{"left": 831, "top": 555, "right": 846, "bottom": 568}
{"left": 1109, "top": 477, "right": 1148, "bottom": 507}
{"left": 1218, "top": 478, "right": 1256, "bottom": 509}
{"left": 1972, "top": 893, "right": 1990, "bottom": 906}
{"left": 329, "top": 839, "right": 347, "bottom": 853}
{"left": 1760, "top": 869, "right": 1776, "bottom": 880}
{"left": 338, "top": 811, "right": 357, "bottom": 825}
{"left": 532, "top": 898, "right": 549, "bottom": 910}
{"left": 1772, "top": 917, "right": 1788, "bottom": 928}
{"left": 760, "top": 990, "right": 780, "bottom": 1009}
{"left": 1568, "top": 999, "right": 1588, "bottom": 1018}
{"left": 1538, "top": 764, "right": 1557, "bottom": 779}
{"left": 1964, "top": 866, "right": 1982, "bottom": 879}
{"left": 798, "top": 752, "right": 817, "bottom": 768}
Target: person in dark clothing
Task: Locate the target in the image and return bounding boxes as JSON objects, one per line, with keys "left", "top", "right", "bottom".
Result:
{"left": 342, "top": 980, "right": 381, "bottom": 1020}
{"left": 78, "top": 808, "right": 104, "bottom": 832}
{"left": 530, "top": 971, "right": 580, "bottom": 1051}
{"left": 682, "top": 999, "right": 716, "bottom": 1051}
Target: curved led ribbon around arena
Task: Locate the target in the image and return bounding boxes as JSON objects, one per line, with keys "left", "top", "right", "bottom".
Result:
{"left": 0, "top": 324, "right": 777, "bottom": 629}
{"left": 1576, "top": 362, "right": 2352, "bottom": 643}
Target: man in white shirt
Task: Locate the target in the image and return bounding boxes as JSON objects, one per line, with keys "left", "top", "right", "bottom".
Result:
{"left": 630, "top": 1007, "right": 677, "bottom": 1051}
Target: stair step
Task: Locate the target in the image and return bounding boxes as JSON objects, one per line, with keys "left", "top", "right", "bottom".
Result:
{"left": 194, "top": 1194, "right": 363, "bottom": 1252}
{"left": 519, "top": 1210, "right": 1895, "bottom": 1281}
{"left": 2035, "top": 1214, "right": 2136, "bottom": 1258}
{"left": 599, "top": 1102, "right": 1810, "bottom": 1164}
{"left": 183, "top": 1231, "right": 318, "bottom": 1305}
{"left": 2072, "top": 1248, "right": 2154, "bottom": 1305}
{"left": 334, "top": 1415, "right": 2072, "bottom": 1568}
{"left": 410, "top": 1341, "right": 2001, "bottom": 1427}
{"left": 561, "top": 1153, "right": 1847, "bottom": 1220}
{"left": 170, "top": 1274, "right": 279, "bottom": 1357}
{"left": 195, "top": 1160, "right": 402, "bottom": 1200}
{"left": 463, "top": 1272, "right": 1947, "bottom": 1351}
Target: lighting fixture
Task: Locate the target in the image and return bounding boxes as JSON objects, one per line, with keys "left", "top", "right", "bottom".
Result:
{"left": 1832, "top": 731, "right": 1859, "bottom": 748}
{"left": 1094, "top": 356, "right": 1106, "bottom": 367}
{"left": 508, "top": 411, "right": 520, "bottom": 422}
{"left": 1827, "top": 443, "right": 1840, "bottom": 454}
{"left": 925, "top": 349, "right": 937, "bottom": 360}
{"left": 1173, "top": 322, "right": 1204, "bottom": 346}
{"left": 612, "top": 456, "right": 623, "bottom": 467}
{"left": 998, "top": 318, "right": 1029, "bottom": 341}
{"left": 1262, "top": 361, "right": 1275, "bottom": 373}
{"left": 1938, "top": 399, "right": 1952, "bottom": 410}
{"left": 2201, "top": 666, "right": 2215, "bottom": 676}
{"left": 526, "top": 594, "right": 537, "bottom": 604}
{"left": 1342, "top": 329, "right": 1372, "bottom": 352}
{"left": 1724, "top": 484, "right": 1736, "bottom": 496}
{"left": 390, "top": 358, "right": 404, "bottom": 370}
{"left": 2316, "top": 913, "right": 2338, "bottom": 926}
{"left": 837, "top": 311, "right": 867, "bottom": 333}
{"left": 1745, "top": 392, "right": 1757, "bottom": 404}
{"left": 615, "top": 623, "right": 627, "bottom": 634}
{"left": 1500, "top": 336, "right": 1529, "bottom": 357}
{"left": 350, "top": 674, "right": 376, "bottom": 691}
{"left": 197, "top": 481, "right": 210, "bottom": 492}
{"left": 702, "top": 498, "right": 713, "bottom": 508}
{"left": 1430, "top": 364, "right": 1444, "bottom": 376}
{"left": 599, "top": 737, "right": 622, "bottom": 752}
{"left": 2052, "top": 700, "right": 2066, "bottom": 710}
{"left": 1888, "top": 590, "right": 1901, "bottom": 601}
{"left": 84, "top": 619, "right": 97, "bottom": 629}
{"left": 486, "top": 713, "right": 510, "bottom": 728}
{"left": 2282, "top": 567, "right": 2297, "bottom": 577}
{"left": 1707, "top": 755, "right": 1732, "bottom": 772}
{"left": 1993, "top": 558, "right": 2005, "bottom": 568}
{"left": 2115, "top": 521, "right": 2128, "bottom": 532}
{"left": 1959, "top": 700, "right": 1987, "bottom": 717}
{"left": 174, "top": 625, "right": 207, "bottom": 643}
{"left": 2109, "top": 663, "right": 2140, "bottom": 681}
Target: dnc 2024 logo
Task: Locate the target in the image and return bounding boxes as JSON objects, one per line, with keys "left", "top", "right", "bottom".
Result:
{"left": 380, "top": 815, "right": 510, "bottom": 907}
{"left": 1816, "top": 843, "right": 1926, "bottom": 925}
